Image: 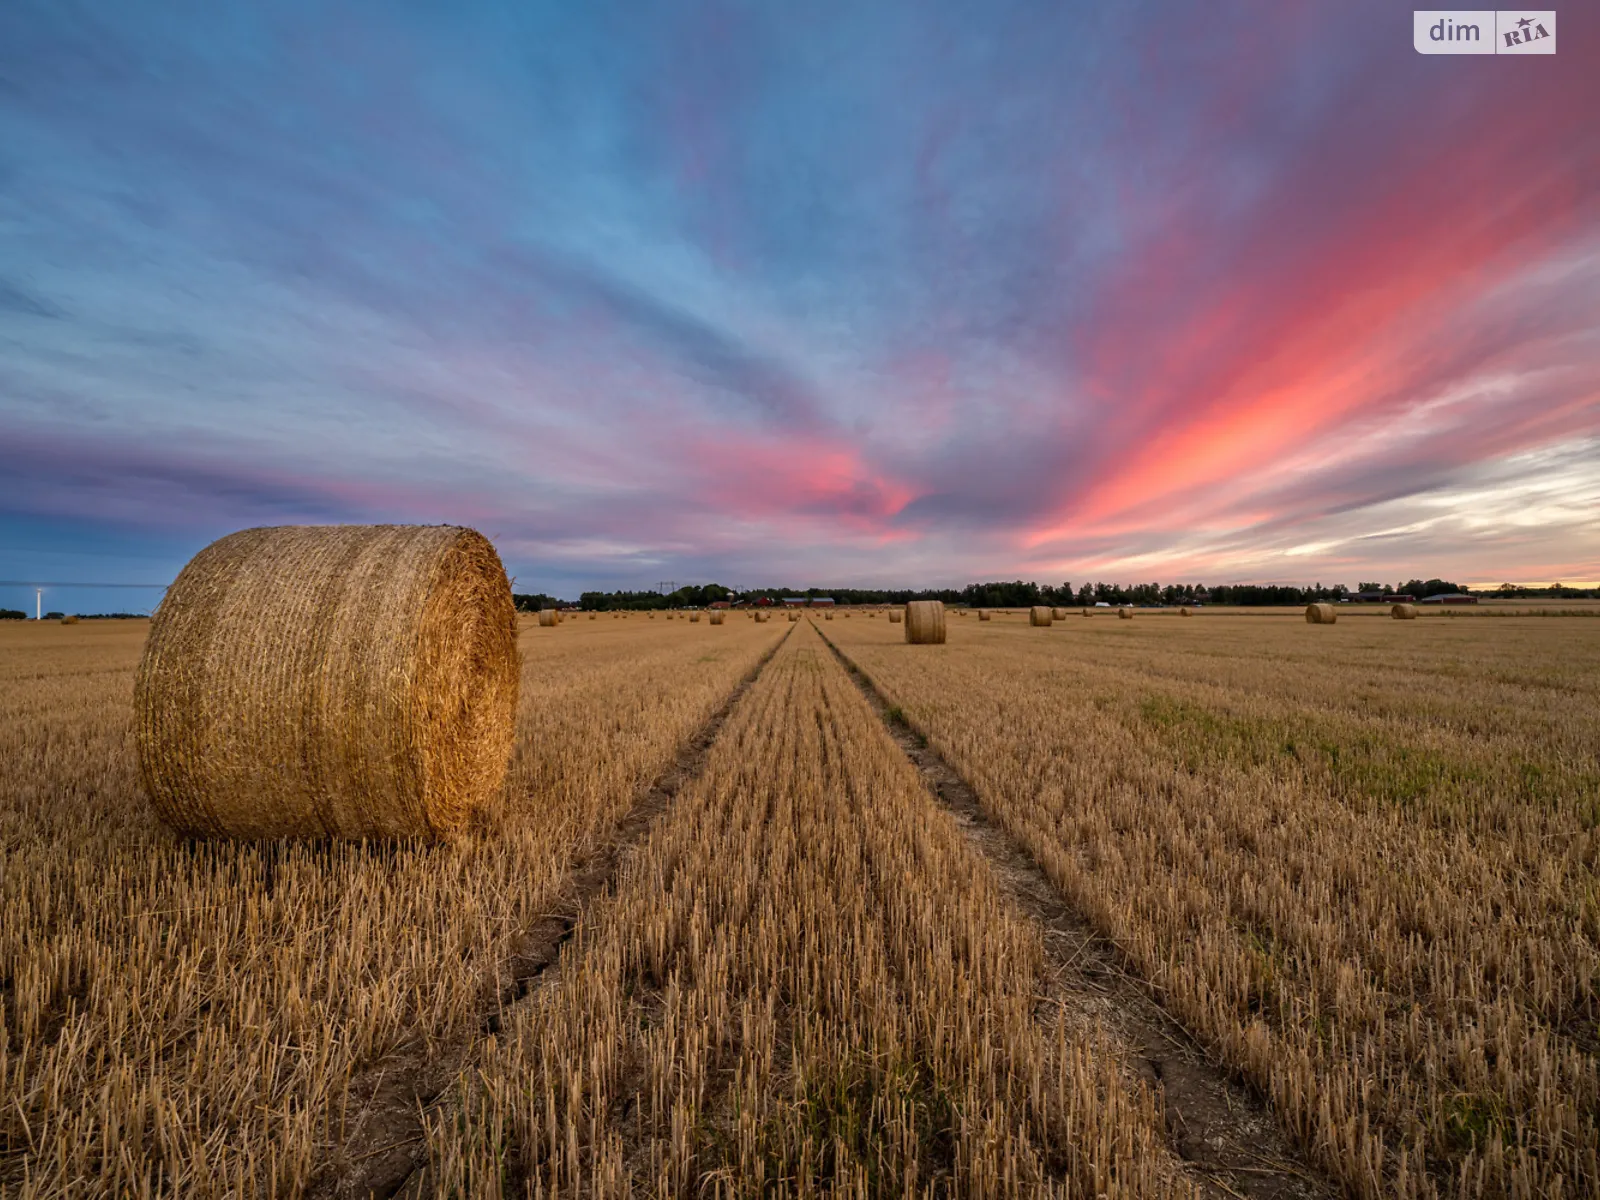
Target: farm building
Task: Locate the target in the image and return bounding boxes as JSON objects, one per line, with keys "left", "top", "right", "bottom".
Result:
{"left": 1417, "top": 593, "right": 1478, "bottom": 605}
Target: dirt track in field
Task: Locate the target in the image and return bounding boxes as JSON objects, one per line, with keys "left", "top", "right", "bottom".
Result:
{"left": 314, "top": 627, "right": 794, "bottom": 1200}
{"left": 816, "top": 623, "right": 1335, "bottom": 1200}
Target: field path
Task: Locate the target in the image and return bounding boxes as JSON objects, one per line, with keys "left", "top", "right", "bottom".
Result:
{"left": 315, "top": 625, "right": 794, "bottom": 1200}
{"left": 817, "top": 623, "right": 1336, "bottom": 1200}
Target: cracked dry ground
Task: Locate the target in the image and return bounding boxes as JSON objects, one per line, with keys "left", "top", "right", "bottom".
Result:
{"left": 6, "top": 610, "right": 1598, "bottom": 1198}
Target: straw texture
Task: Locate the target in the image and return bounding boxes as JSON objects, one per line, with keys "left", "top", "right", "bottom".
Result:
{"left": 1305, "top": 603, "right": 1338, "bottom": 624}
{"left": 1391, "top": 603, "right": 1418, "bottom": 620}
{"left": 904, "top": 601, "right": 946, "bottom": 644}
{"left": 1029, "top": 606, "right": 1052, "bottom": 627}
{"left": 134, "top": 524, "right": 520, "bottom": 841}
{"left": 538, "top": 609, "right": 559, "bottom": 627}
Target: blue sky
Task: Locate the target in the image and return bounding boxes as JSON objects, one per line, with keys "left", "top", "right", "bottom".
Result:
{"left": 2, "top": 0, "right": 1597, "bottom": 609}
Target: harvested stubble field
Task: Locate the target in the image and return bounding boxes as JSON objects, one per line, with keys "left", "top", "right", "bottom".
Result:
{"left": 1, "top": 609, "right": 1596, "bottom": 1198}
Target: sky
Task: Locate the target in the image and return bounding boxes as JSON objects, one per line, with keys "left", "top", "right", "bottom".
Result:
{"left": 1, "top": 0, "right": 1597, "bottom": 609}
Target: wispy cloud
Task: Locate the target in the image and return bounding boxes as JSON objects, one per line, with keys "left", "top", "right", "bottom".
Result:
{"left": 0, "top": 0, "right": 1595, "bottom": 596}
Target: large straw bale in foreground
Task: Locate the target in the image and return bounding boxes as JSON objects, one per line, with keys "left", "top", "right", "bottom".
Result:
{"left": 135, "top": 524, "right": 519, "bottom": 841}
{"left": 1391, "top": 603, "right": 1417, "bottom": 620}
{"left": 904, "top": 601, "right": 946, "bottom": 644}
{"left": 1029, "top": 606, "right": 1052, "bottom": 627}
{"left": 1305, "top": 603, "right": 1337, "bottom": 624}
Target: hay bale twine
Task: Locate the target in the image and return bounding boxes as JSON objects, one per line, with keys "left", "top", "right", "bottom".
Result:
{"left": 1029, "top": 606, "right": 1053, "bottom": 627}
{"left": 1391, "top": 603, "right": 1417, "bottom": 620}
{"left": 978, "top": 609, "right": 991, "bottom": 621}
{"left": 887, "top": 610, "right": 903, "bottom": 624}
{"left": 904, "top": 601, "right": 946, "bottom": 644}
{"left": 1118, "top": 608, "right": 1133, "bottom": 620}
{"left": 1305, "top": 603, "right": 1337, "bottom": 624}
{"left": 538, "top": 608, "right": 559, "bottom": 627}
{"left": 134, "top": 524, "right": 518, "bottom": 841}
{"left": 709, "top": 612, "right": 724, "bottom": 625}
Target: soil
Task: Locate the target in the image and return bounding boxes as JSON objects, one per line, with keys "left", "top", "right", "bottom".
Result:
{"left": 817, "top": 625, "right": 1337, "bottom": 1200}
{"left": 312, "top": 628, "right": 794, "bottom": 1200}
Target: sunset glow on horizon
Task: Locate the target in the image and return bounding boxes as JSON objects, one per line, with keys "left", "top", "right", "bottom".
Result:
{"left": 1, "top": 1, "right": 1596, "bottom": 600}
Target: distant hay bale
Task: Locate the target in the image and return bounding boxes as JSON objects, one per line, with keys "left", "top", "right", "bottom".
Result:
{"left": 904, "top": 601, "right": 946, "bottom": 644}
{"left": 709, "top": 612, "right": 724, "bottom": 625}
{"left": 1180, "top": 607, "right": 1192, "bottom": 617}
{"left": 134, "top": 524, "right": 518, "bottom": 841}
{"left": 1029, "top": 606, "right": 1052, "bottom": 627}
{"left": 649, "top": 613, "right": 656, "bottom": 619}
{"left": 588, "top": 613, "right": 595, "bottom": 620}
{"left": 1118, "top": 608, "right": 1132, "bottom": 620}
{"left": 1052, "top": 608, "right": 1067, "bottom": 620}
{"left": 824, "top": 612, "right": 833, "bottom": 620}
{"left": 788, "top": 612, "right": 800, "bottom": 622}
{"left": 978, "top": 609, "right": 991, "bottom": 621}
{"left": 60, "top": 615, "right": 80, "bottom": 625}
{"left": 1305, "top": 603, "right": 1338, "bottom": 624}
{"left": 1391, "top": 603, "right": 1417, "bottom": 620}
{"left": 1082, "top": 608, "right": 1091, "bottom": 617}
{"left": 538, "top": 608, "right": 559, "bottom": 627}
{"left": 887, "top": 611, "right": 903, "bottom": 624}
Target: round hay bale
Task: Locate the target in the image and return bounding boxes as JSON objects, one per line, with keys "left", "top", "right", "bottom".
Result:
{"left": 1052, "top": 608, "right": 1067, "bottom": 620}
{"left": 887, "top": 611, "right": 903, "bottom": 624}
{"left": 1118, "top": 608, "right": 1132, "bottom": 620}
{"left": 1081, "top": 608, "right": 1091, "bottom": 617}
{"left": 904, "top": 601, "right": 946, "bottom": 644}
{"left": 538, "top": 608, "right": 559, "bottom": 627}
{"left": 1391, "top": 603, "right": 1417, "bottom": 620}
{"left": 649, "top": 613, "right": 656, "bottom": 619}
{"left": 1029, "top": 606, "right": 1052, "bottom": 627}
{"left": 1305, "top": 602, "right": 1337, "bottom": 624}
{"left": 709, "top": 612, "right": 725, "bottom": 625}
{"left": 134, "top": 524, "right": 518, "bottom": 841}
{"left": 588, "top": 613, "right": 595, "bottom": 620}
{"left": 1180, "top": 607, "right": 1192, "bottom": 617}
{"left": 978, "top": 609, "right": 991, "bottom": 621}
{"left": 60, "top": 615, "right": 80, "bottom": 625}
{"left": 690, "top": 613, "right": 701, "bottom": 623}
{"left": 824, "top": 612, "right": 833, "bottom": 620}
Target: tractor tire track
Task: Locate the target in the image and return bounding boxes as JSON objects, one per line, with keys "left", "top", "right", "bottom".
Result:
{"left": 312, "top": 626, "right": 793, "bottom": 1200}
{"left": 816, "top": 624, "right": 1336, "bottom": 1200}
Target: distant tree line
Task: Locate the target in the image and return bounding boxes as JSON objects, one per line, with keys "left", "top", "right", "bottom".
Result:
{"left": 514, "top": 576, "right": 1595, "bottom": 610}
